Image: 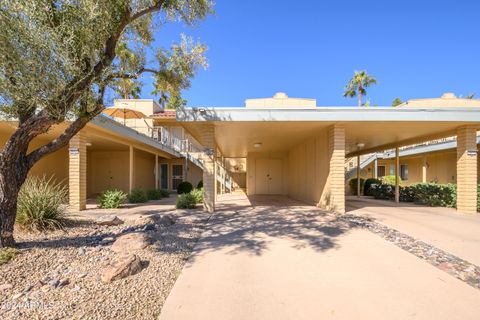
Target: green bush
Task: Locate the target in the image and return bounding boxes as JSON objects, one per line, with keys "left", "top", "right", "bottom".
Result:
{"left": 477, "top": 185, "right": 480, "bottom": 212}
{"left": 147, "top": 189, "right": 162, "bottom": 200}
{"left": 381, "top": 175, "right": 403, "bottom": 185}
{"left": 364, "top": 178, "right": 381, "bottom": 196}
{"left": 400, "top": 185, "right": 415, "bottom": 202}
{"left": 0, "top": 248, "right": 18, "bottom": 265}
{"left": 371, "top": 184, "right": 395, "bottom": 200}
{"left": 129, "top": 188, "right": 148, "bottom": 203}
{"left": 159, "top": 189, "right": 170, "bottom": 198}
{"left": 197, "top": 180, "right": 203, "bottom": 189}
{"left": 177, "top": 181, "right": 193, "bottom": 194}
{"left": 97, "top": 189, "right": 127, "bottom": 208}
{"left": 349, "top": 178, "right": 365, "bottom": 195}
{"left": 147, "top": 188, "right": 170, "bottom": 200}
{"left": 410, "top": 183, "right": 457, "bottom": 208}
{"left": 16, "top": 176, "right": 68, "bottom": 231}
{"left": 176, "top": 193, "right": 197, "bottom": 209}
{"left": 191, "top": 188, "right": 204, "bottom": 203}
{"left": 372, "top": 182, "right": 457, "bottom": 208}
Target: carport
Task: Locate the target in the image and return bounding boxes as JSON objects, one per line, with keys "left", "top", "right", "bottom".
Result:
{"left": 178, "top": 105, "right": 480, "bottom": 214}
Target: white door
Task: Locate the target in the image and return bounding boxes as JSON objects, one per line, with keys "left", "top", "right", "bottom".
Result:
{"left": 255, "top": 158, "right": 283, "bottom": 194}
{"left": 267, "top": 159, "right": 283, "bottom": 194}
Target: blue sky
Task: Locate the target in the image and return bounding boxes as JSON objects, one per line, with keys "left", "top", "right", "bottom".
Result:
{"left": 140, "top": 0, "right": 480, "bottom": 107}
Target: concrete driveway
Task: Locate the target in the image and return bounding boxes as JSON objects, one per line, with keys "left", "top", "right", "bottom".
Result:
{"left": 346, "top": 196, "right": 480, "bottom": 265}
{"left": 160, "top": 194, "right": 480, "bottom": 320}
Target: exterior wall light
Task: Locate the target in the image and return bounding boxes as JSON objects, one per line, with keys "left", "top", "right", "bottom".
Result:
{"left": 356, "top": 143, "right": 365, "bottom": 148}
{"left": 253, "top": 142, "right": 262, "bottom": 148}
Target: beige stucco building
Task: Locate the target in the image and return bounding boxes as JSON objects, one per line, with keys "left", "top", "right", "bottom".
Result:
{"left": 0, "top": 100, "right": 204, "bottom": 211}
{"left": 180, "top": 92, "right": 480, "bottom": 214}
{"left": 2, "top": 93, "right": 480, "bottom": 214}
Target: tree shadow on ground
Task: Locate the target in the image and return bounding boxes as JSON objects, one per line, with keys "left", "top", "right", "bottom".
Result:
{"left": 186, "top": 195, "right": 360, "bottom": 263}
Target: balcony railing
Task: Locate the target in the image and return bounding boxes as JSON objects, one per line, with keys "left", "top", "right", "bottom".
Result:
{"left": 115, "top": 120, "right": 234, "bottom": 193}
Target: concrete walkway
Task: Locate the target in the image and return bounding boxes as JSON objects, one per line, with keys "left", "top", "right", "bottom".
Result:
{"left": 347, "top": 196, "right": 480, "bottom": 265}
{"left": 160, "top": 194, "right": 480, "bottom": 320}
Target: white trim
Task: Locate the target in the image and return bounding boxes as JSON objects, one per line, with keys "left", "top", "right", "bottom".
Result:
{"left": 177, "top": 107, "right": 480, "bottom": 123}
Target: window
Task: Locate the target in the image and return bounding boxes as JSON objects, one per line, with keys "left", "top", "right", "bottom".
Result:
{"left": 377, "top": 165, "right": 386, "bottom": 177}
{"left": 400, "top": 164, "right": 409, "bottom": 180}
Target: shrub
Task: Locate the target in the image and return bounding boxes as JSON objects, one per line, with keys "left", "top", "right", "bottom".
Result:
{"left": 147, "top": 189, "right": 163, "bottom": 200}
{"left": 400, "top": 186, "right": 415, "bottom": 202}
{"left": 159, "top": 189, "right": 170, "bottom": 198}
{"left": 176, "top": 193, "right": 197, "bottom": 209}
{"left": 0, "top": 248, "right": 18, "bottom": 266}
{"left": 364, "top": 178, "right": 381, "bottom": 196}
{"left": 371, "top": 184, "right": 395, "bottom": 200}
{"left": 97, "top": 189, "right": 127, "bottom": 208}
{"left": 16, "top": 176, "right": 68, "bottom": 231}
{"left": 381, "top": 175, "right": 403, "bottom": 185}
{"left": 478, "top": 185, "right": 480, "bottom": 212}
{"left": 197, "top": 180, "right": 203, "bottom": 189}
{"left": 349, "top": 178, "right": 365, "bottom": 195}
{"left": 191, "top": 188, "right": 204, "bottom": 203}
{"left": 410, "top": 183, "right": 456, "bottom": 208}
{"left": 177, "top": 181, "right": 193, "bottom": 194}
{"left": 129, "top": 188, "right": 148, "bottom": 203}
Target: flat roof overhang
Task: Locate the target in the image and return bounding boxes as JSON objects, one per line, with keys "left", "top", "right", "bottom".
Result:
{"left": 0, "top": 115, "right": 180, "bottom": 158}
{"left": 177, "top": 107, "right": 480, "bottom": 158}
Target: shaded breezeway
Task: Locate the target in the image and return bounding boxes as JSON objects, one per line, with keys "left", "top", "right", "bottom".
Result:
{"left": 160, "top": 193, "right": 480, "bottom": 320}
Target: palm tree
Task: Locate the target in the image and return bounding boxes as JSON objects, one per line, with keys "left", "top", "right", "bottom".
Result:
{"left": 343, "top": 70, "right": 377, "bottom": 107}
{"left": 392, "top": 97, "right": 403, "bottom": 107}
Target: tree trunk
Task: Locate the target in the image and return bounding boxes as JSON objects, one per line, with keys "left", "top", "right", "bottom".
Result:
{"left": 0, "top": 156, "right": 28, "bottom": 248}
{"left": 358, "top": 92, "right": 362, "bottom": 107}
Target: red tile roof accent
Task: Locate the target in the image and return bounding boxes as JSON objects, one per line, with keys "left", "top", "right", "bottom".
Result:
{"left": 150, "top": 110, "right": 176, "bottom": 119}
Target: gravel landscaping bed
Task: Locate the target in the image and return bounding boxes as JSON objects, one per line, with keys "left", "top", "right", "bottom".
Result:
{"left": 340, "top": 213, "right": 480, "bottom": 290}
{"left": 0, "top": 209, "right": 210, "bottom": 320}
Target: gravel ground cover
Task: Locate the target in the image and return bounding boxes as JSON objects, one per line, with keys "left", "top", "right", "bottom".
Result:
{"left": 0, "top": 208, "right": 210, "bottom": 320}
{"left": 341, "top": 213, "right": 480, "bottom": 290}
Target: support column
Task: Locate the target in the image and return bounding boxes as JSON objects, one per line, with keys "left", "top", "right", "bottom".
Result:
{"left": 374, "top": 157, "right": 378, "bottom": 179}
{"left": 129, "top": 145, "right": 134, "bottom": 192}
{"left": 394, "top": 147, "right": 400, "bottom": 203}
{"left": 69, "top": 131, "right": 87, "bottom": 211}
{"left": 356, "top": 155, "right": 361, "bottom": 197}
{"left": 201, "top": 125, "right": 216, "bottom": 213}
{"left": 422, "top": 155, "right": 427, "bottom": 183}
{"left": 456, "top": 125, "right": 477, "bottom": 214}
{"left": 320, "top": 124, "right": 345, "bottom": 213}
{"left": 155, "top": 154, "right": 159, "bottom": 189}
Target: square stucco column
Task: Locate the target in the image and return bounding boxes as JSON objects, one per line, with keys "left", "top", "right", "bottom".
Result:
{"left": 456, "top": 125, "right": 477, "bottom": 214}
{"left": 69, "top": 131, "right": 87, "bottom": 211}
{"left": 324, "top": 124, "right": 345, "bottom": 213}
{"left": 201, "top": 125, "right": 216, "bottom": 213}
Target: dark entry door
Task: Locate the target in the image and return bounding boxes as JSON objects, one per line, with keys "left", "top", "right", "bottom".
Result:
{"left": 160, "top": 164, "right": 168, "bottom": 189}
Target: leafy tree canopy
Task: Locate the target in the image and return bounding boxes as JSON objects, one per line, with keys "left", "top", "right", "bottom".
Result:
{"left": 0, "top": 0, "right": 212, "bottom": 121}
{"left": 0, "top": 0, "right": 213, "bottom": 247}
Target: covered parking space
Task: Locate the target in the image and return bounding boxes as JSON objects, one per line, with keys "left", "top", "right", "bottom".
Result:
{"left": 178, "top": 106, "right": 480, "bottom": 214}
